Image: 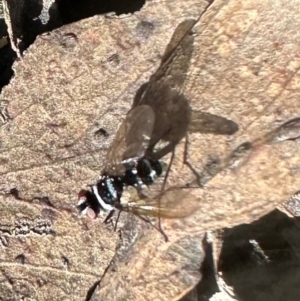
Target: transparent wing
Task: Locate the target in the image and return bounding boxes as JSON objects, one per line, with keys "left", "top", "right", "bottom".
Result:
{"left": 121, "top": 186, "right": 200, "bottom": 219}
{"left": 105, "top": 105, "right": 155, "bottom": 175}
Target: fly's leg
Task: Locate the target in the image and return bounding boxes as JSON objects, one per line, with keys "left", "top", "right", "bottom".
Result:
{"left": 104, "top": 210, "right": 123, "bottom": 233}
{"left": 183, "top": 133, "right": 203, "bottom": 187}
{"left": 103, "top": 209, "right": 116, "bottom": 227}
{"left": 114, "top": 210, "right": 122, "bottom": 232}
{"left": 137, "top": 213, "right": 169, "bottom": 242}
{"left": 154, "top": 147, "right": 176, "bottom": 242}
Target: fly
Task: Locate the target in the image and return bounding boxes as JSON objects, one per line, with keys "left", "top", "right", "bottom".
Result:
{"left": 77, "top": 105, "right": 198, "bottom": 241}
{"left": 77, "top": 19, "right": 201, "bottom": 241}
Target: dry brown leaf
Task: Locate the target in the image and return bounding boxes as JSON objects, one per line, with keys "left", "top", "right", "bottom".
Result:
{"left": 0, "top": 0, "right": 206, "bottom": 300}
{"left": 1, "top": 0, "right": 300, "bottom": 300}
{"left": 95, "top": 0, "right": 300, "bottom": 300}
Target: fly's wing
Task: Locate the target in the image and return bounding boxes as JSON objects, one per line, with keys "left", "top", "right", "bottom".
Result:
{"left": 121, "top": 186, "right": 200, "bottom": 219}
{"left": 104, "top": 105, "right": 155, "bottom": 175}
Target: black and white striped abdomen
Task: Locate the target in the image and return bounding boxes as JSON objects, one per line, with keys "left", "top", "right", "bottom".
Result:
{"left": 123, "top": 157, "right": 162, "bottom": 187}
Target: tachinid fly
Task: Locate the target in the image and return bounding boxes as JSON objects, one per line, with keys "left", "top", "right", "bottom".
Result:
{"left": 77, "top": 105, "right": 198, "bottom": 238}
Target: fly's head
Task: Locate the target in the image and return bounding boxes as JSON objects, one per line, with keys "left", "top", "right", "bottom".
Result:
{"left": 77, "top": 188, "right": 101, "bottom": 219}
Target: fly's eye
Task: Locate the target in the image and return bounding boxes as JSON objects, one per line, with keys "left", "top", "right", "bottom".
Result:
{"left": 78, "top": 189, "right": 88, "bottom": 201}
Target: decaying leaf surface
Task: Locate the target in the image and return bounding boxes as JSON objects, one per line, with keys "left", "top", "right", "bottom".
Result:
{"left": 1, "top": 0, "right": 300, "bottom": 300}
{"left": 0, "top": 0, "right": 207, "bottom": 300}
{"left": 0, "top": 193, "right": 116, "bottom": 300}
{"left": 95, "top": 0, "right": 300, "bottom": 300}
{"left": 181, "top": 0, "right": 300, "bottom": 227}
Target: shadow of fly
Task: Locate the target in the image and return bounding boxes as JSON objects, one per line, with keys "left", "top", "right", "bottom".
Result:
{"left": 77, "top": 19, "right": 202, "bottom": 241}
{"left": 76, "top": 18, "right": 240, "bottom": 241}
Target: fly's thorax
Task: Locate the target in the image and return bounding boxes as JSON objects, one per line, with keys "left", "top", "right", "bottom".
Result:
{"left": 96, "top": 175, "right": 124, "bottom": 205}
